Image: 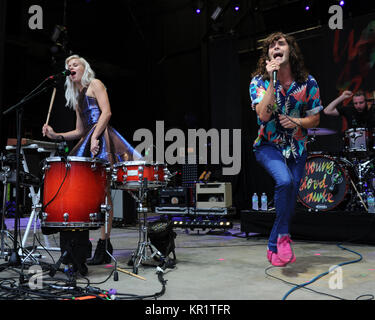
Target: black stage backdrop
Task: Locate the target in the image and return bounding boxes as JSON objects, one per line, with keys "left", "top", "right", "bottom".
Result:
{"left": 0, "top": 0, "right": 5, "bottom": 139}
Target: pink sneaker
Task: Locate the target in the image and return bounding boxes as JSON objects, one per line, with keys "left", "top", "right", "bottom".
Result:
{"left": 267, "top": 250, "right": 286, "bottom": 267}
{"left": 277, "top": 235, "right": 295, "bottom": 264}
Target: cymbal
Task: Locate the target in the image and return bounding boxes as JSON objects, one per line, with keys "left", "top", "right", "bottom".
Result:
{"left": 307, "top": 128, "right": 337, "bottom": 136}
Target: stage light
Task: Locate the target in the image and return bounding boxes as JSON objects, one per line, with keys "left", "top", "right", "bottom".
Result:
{"left": 171, "top": 218, "right": 233, "bottom": 231}
{"left": 339, "top": 0, "right": 345, "bottom": 6}
{"left": 303, "top": 0, "right": 313, "bottom": 11}
{"left": 233, "top": 1, "right": 240, "bottom": 12}
{"left": 192, "top": 0, "right": 204, "bottom": 15}
{"left": 211, "top": 6, "right": 222, "bottom": 20}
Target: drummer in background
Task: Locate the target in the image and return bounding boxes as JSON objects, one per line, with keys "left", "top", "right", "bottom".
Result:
{"left": 323, "top": 90, "right": 375, "bottom": 129}
{"left": 42, "top": 55, "right": 142, "bottom": 266}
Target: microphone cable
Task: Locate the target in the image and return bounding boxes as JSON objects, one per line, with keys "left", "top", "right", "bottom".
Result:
{"left": 41, "top": 158, "right": 69, "bottom": 212}
{"left": 281, "top": 243, "right": 363, "bottom": 300}
{"left": 264, "top": 243, "right": 368, "bottom": 300}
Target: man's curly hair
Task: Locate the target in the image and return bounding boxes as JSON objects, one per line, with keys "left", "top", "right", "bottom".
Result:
{"left": 251, "top": 32, "right": 309, "bottom": 83}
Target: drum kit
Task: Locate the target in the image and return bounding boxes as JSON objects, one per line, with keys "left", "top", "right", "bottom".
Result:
{"left": 1, "top": 144, "right": 172, "bottom": 274}
{"left": 298, "top": 127, "right": 375, "bottom": 212}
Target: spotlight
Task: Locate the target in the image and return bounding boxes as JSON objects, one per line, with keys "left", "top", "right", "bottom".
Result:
{"left": 233, "top": 1, "right": 240, "bottom": 12}
{"left": 50, "top": 25, "right": 69, "bottom": 56}
{"left": 339, "top": 0, "right": 345, "bottom": 6}
{"left": 303, "top": 0, "right": 313, "bottom": 11}
{"left": 211, "top": 6, "right": 222, "bottom": 20}
{"left": 192, "top": 0, "right": 204, "bottom": 15}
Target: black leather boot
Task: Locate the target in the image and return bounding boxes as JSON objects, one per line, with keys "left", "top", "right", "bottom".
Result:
{"left": 86, "top": 238, "right": 113, "bottom": 265}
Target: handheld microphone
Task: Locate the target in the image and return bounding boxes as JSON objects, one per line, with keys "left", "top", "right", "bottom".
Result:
{"left": 273, "top": 70, "right": 277, "bottom": 88}
{"left": 46, "top": 69, "right": 72, "bottom": 81}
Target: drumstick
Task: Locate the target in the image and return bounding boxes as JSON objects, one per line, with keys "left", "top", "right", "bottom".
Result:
{"left": 117, "top": 266, "right": 146, "bottom": 281}
{"left": 45, "top": 87, "right": 57, "bottom": 125}
{"left": 350, "top": 178, "right": 368, "bottom": 211}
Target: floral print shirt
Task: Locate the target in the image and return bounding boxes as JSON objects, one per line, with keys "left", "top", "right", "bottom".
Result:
{"left": 249, "top": 74, "right": 323, "bottom": 159}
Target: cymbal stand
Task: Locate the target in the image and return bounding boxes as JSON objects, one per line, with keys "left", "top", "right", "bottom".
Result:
{"left": 127, "top": 183, "right": 165, "bottom": 274}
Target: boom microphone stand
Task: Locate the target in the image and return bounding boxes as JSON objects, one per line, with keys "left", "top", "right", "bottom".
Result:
{"left": 2, "top": 77, "right": 59, "bottom": 266}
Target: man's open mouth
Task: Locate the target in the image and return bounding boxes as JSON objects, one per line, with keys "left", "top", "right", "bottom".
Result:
{"left": 273, "top": 52, "right": 283, "bottom": 59}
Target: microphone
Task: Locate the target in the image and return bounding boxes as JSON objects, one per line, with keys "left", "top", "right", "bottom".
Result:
{"left": 46, "top": 69, "right": 72, "bottom": 81}
{"left": 328, "top": 173, "right": 340, "bottom": 193}
{"left": 273, "top": 70, "right": 277, "bottom": 88}
{"left": 56, "top": 135, "right": 69, "bottom": 156}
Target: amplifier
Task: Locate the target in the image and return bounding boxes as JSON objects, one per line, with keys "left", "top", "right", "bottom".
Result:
{"left": 111, "top": 189, "right": 137, "bottom": 225}
{"left": 158, "top": 187, "right": 193, "bottom": 208}
{"left": 196, "top": 182, "right": 232, "bottom": 209}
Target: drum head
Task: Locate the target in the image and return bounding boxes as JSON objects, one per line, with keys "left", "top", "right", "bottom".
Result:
{"left": 113, "top": 160, "right": 164, "bottom": 168}
{"left": 298, "top": 155, "right": 349, "bottom": 211}
{"left": 45, "top": 156, "right": 108, "bottom": 165}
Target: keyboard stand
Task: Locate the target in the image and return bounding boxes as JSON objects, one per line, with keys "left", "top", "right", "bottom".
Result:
{"left": 5, "top": 143, "right": 60, "bottom": 257}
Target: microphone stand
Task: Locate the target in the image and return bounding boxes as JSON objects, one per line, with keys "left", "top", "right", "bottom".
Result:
{"left": 2, "top": 77, "right": 58, "bottom": 266}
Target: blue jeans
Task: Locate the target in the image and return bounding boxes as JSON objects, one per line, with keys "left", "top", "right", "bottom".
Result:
{"left": 254, "top": 143, "right": 307, "bottom": 253}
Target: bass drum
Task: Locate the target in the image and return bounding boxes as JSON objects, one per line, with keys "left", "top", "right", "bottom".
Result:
{"left": 41, "top": 156, "right": 108, "bottom": 229}
{"left": 298, "top": 154, "right": 352, "bottom": 211}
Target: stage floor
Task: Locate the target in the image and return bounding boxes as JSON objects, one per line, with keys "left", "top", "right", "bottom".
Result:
{"left": 1, "top": 214, "right": 375, "bottom": 302}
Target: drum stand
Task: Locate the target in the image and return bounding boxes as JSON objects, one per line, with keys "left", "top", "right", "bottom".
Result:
{"left": 0, "top": 167, "right": 12, "bottom": 259}
{"left": 344, "top": 156, "right": 373, "bottom": 211}
{"left": 102, "top": 200, "right": 119, "bottom": 281}
{"left": 127, "top": 184, "right": 165, "bottom": 274}
{"left": 352, "top": 158, "right": 375, "bottom": 211}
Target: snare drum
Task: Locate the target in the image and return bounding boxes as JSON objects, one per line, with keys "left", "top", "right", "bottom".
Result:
{"left": 298, "top": 154, "right": 352, "bottom": 211}
{"left": 344, "top": 128, "right": 370, "bottom": 152}
{"left": 112, "top": 161, "right": 167, "bottom": 190}
{"left": 41, "top": 156, "right": 108, "bottom": 228}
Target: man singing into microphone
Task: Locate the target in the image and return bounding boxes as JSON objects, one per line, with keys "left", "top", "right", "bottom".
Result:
{"left": 249, "top": 32, "right": 323, "bottom": 267}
